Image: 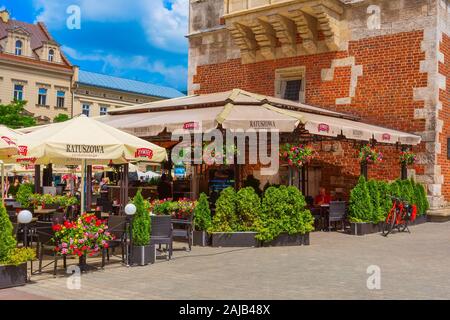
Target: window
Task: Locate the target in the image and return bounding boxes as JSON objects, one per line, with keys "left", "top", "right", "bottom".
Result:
{"left": 38, "top": 88, "right": 47, "bottom": 106}
{"left": 275, "top": 67, "right": 306, "bottom": 103}
{"left": 13, "top": 84, "right": 23, "bottom": 101}
{"left": 48, "top": 49, "right": 55, "bottom": 62}
{"left": 56, "top": 91, "right": 65, "bottom": 108}
{"left": 15, "top": 40, "right": 22, "bottom": 55}
{"left": 100, "top": 105, "right": 108, "bottom": 116}
{"left": 82, "top": 104, "right": 90, "bottom": 117}
{"left": 283, "top": 80, "right": 302, "bottom": 102}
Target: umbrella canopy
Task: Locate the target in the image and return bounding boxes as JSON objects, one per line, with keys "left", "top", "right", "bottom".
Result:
{"left": 15, "top": 115, "right": 167, "bottom": 165}
{"left": 0, "top": 125, "right": 21, "bottom": 158}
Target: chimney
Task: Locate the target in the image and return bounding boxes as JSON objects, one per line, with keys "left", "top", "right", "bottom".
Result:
{"left": 0, "top": 10, "right": 10, "bottom": 23}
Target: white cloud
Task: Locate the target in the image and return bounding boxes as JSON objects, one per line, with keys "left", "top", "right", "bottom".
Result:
{"left": 62, "top": 46, "right": 187, "bottom": 89}
{"left": 33, "top": 0, "right": 188, "bottom": 53}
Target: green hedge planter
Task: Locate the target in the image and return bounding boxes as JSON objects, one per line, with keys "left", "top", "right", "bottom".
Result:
{"left": 262, "top": 233, "right": 310, "bottom": 247}
{"left": 0, "top": 263, "right": 27, "bottom": 289}
{"left": 193, "top": 231, "right": 210, "bottom": 247}
{"left": 211, "top": 232, "right": 260, "bottom": 248}
{"left": 131, "top": 244, "right": 155, "bottom": 266}
{"left": 350, "top": 222, "right": 383, "bottom": 236}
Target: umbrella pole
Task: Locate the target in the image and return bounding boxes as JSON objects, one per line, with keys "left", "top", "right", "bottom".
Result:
{"left": 1, "top": 162, "right": 4, "bottom": 205}
{"left": 81, "top": 159, "right": 86, "bottom": 214}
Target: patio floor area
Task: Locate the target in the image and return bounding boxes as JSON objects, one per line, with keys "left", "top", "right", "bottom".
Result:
{"left": 2, "top": 222, "right": 450, "bottom": 300}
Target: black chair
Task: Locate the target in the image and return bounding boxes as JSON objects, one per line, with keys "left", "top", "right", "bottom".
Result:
{"left": 102, "top": 216, "right": 127, "bottom": 267}
{"left": 34, "top": 221, "right": 66, "bottom": 276}
{"left": 328, "top": 201, "right": 347, "bottom": 231}
{"left": 51, "top": 212, "right": 65, "bottom": 225}
{"left": 150, "top": 215, "right": 173, "bottom": 260}
{"left": 172, "top": 216, "right": 193, "bottom": 251}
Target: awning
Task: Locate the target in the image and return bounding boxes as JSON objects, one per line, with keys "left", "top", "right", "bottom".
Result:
{"left": 96, "top": 89, "right": 421, "bottom": 145}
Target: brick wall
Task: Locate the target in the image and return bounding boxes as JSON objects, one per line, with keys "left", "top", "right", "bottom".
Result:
{"left": 193, "top": 30, "right": 427, "bottom": 191}
{"left": 438, "top": 33, "right": 450, "bottom": 200}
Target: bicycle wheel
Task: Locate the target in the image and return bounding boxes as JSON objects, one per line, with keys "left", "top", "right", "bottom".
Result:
{"left": 382, "top": 211, "right": 396, "bottom": 236}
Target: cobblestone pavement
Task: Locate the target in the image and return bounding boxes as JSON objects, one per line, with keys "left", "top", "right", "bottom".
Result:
{"left": 2, "top": 222, "right": 450, "bottom": 300}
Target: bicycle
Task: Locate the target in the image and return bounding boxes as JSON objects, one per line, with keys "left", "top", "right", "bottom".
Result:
{"left": 382, "top": 197, "right": 417, "bottom": 237}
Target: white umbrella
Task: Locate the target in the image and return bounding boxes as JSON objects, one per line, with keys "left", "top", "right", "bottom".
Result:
{"left": 0, "top": 126, "right": 21, "bottom": 204}
{"left": 16, "top": 115, "right": 167, "bottom": 211}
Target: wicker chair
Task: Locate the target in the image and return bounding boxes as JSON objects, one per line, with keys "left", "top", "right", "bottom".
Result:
{"left": 150, "top": 215, "right": 173, "bottom": 260}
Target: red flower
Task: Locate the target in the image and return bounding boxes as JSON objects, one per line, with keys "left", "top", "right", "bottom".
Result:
{"left": 52, "top": 225, "right": 62, "bottom": 232}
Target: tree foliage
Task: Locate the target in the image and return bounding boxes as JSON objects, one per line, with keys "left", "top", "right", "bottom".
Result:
{"left": 16, "top": 183, "right": 34, "bottom": 208}
{"left": 53, "top": 113, "right": 70, "bottom": 123}
{"left": 349, "top": 176, "right": 374, "bottom": 223}
{"left": 0, "top": 100, "right": 36, "bottom": 129}
{"left": 132, "top": 189, "right": 151, "bottom": 246}
{"left": 194, "top": 193, "right": 212, "bottom": 231}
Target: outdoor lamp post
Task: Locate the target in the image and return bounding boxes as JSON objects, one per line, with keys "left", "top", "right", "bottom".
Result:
{"left": 18, "top": 210, "right": 33, "bottom": 248}
{"left": 125, "top": 203, "right": 136, "bottom": 267}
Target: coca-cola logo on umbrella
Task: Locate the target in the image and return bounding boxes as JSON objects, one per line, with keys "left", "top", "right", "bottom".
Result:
{"left": 135, "top": 148, "right": 153, "bottom": 159}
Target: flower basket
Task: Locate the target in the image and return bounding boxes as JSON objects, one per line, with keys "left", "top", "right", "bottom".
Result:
{"left": 52, "top": 213, "right": 114, "bottom": 259}
{"left": 279, "top": 144, "right": 315, "bottom": 168}
{"left": 359, "top": 145, "right": 383, "bottom": 164}
{"left": 400, "top": 150, "right": 417, "bottom": 166}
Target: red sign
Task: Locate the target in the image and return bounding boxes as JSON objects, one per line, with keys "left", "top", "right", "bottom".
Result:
{"left": 1, "top": 136, "right": 16, "bottom": 146}
{"left": 382, "top": 133, "right": 391, "bottom": 141}
{"left": 183, "top": 122, "right": 199, "bottom": 130}
{"left": 135, "top": 148, "right": 153, "bottom": 160}
{"left": 18, "top": 145, "right": 28, "bottom": 156}
{"left": 16, "top": 157, "right": 37, "bottom": 164}
{"left": 318, "top": 123, "right": 330, "bottom": 133}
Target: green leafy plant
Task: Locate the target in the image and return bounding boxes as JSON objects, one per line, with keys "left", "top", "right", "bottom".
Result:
{"left": 400, "top": 149, "right": 417, "bottom": 166}
{"left": 236, "top": 187, "right": 262, "bottom": 232}
{"left": 194, "top": 193, "right": 212, "bottom": 231}
{"left": 243, "top": 175, "right": 262, "bottom": 197}
{"left": 367, "top": 180, "right": 384, "bottom": 223}
{"left": 348, "top": 176, "right": 375, "bottom": 223}
{"left": 16, "top": 183, "right": 34, "bottom": 208}
{"left": 132, "top": 190, "right": 151, "bottom": 247}
{"left": 150, "top": 199, "right": 178, "bottom": 216}
{"left": 413, "top": 181, "right": 429, "bottom": 216}
{"left": 209, "top": 187, "right": 238, "bottom": 233}
{"left": 0, "top": 205, "right": 36, "bottom": 266}
{"left": 53, "top": 114, "right": 70, "bottom": 123}
{"left": 257, "top": 186, "right": 314, "bottom": 242}
{"left": 377, "top": 181, "right": 392, "bottom": 219}
{"left": 0, "top": 100, "right": 36, "bottom": 128}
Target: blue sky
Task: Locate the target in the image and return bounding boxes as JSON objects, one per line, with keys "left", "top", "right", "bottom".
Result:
{"left": 1, "top": 0, "right": 189, "bottom": 92}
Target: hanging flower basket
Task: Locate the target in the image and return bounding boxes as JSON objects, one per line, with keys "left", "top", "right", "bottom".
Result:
{"left": 359, "top": 145, "right": 383, "bottom": 164}
{"left": 280, "top": 143, "right": 315, "bottom": 168}
{"left": 399, "top": 150, "right": 417, "bottom": 166}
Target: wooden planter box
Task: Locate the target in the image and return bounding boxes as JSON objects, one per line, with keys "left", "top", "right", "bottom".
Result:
{"left": 350, "top": 222, "right": 382, "bottom": 236}
{"left": 0, "top": 263, "right": 27, "bottom": 289}
{"left": 193, "top": 231, "right": 210, "bottom": 247}
{"left": 211, "top": 232, "right": 260, "bottom": 248}
{"left": 263, "top": 233, "right": 310, "bottom": 247}
{"left": 131, "top": 245, "right": 155, "bottom": 266}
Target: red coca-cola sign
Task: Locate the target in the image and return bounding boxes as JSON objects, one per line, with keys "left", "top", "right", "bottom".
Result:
{"left": 18, "top": 145, "right": 28, "bottom": 156}
{"left": 1, "top": 136, "right": 16, "bottom": 146}
{"left": 135, "top": 148, "right": 153, "bottom": 159}
{"left": 318, "top": 123, "right": 330, "bottom": 133}
{"left": 183, "top": 122, "right": 199, "bottom": 130}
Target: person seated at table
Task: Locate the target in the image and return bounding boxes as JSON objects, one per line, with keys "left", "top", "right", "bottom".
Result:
{"left": 157, "top": 173, "right": 172, "bottom": 200}
{"left": 314, "top": 187, "right": 331, "bottom": 206}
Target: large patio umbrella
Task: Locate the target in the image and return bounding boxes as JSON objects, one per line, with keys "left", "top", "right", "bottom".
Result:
{"left": 0, "top": 125, "right": 22, "bottom": 204}
{"left": 16, "top": 115, "right": 167, "bottom": 211}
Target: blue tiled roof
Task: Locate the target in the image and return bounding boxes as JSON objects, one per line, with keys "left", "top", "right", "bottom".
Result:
{"left": 77, "top": 70, "right": 185, "bottom": 99}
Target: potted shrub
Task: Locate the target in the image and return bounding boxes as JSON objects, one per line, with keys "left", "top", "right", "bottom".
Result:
{"left": 193, "top": 193, "right": 212, "bottom": 246}
{"left": 209, "top": 187, "right": 260, "bottom": 247}
{"left": 131, "top": 190, "right": 154, "bottom": 266}
{"left": 0, "top": 205, "right": 35, "bottom": 289}
{"left": 15, "top": 183, "right": 35, "bottom": 210}
{"left": 258, "top": 186, "right": 314, "bottom": 246}
{"left": 348, "top": 176, "right": 382, "bottom": 235}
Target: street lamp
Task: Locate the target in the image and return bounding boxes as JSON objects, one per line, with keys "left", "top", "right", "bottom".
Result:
{"left": 18, "top": 210, "right": 33, "bottom": 248}
{"left": 124, "top": 203, "right": 136, "bottom": 266}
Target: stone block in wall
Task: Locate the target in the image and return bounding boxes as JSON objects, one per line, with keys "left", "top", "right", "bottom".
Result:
{"left": 428, "top": 184, "right": 442, "bottom": 196}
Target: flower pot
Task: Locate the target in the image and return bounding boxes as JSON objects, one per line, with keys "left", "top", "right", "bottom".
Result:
{"left": 0, "top": 263, "right": 27, "bottom": 289}
{"left": 211, "top": 232, "right": 260, "bottom": 248}
{"left": 193, "top": 230, "right": 210, "bottom": 247}
{"left": 132, "top": 244, "right": 155, "bottom": 266}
